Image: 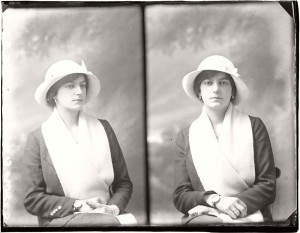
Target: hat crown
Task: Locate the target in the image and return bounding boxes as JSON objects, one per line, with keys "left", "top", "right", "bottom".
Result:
{"left": 45, "top": 60, "right": 87, "bottom": 81}
{"left": 197, "top": 55, "right": 237, "bottom": 75}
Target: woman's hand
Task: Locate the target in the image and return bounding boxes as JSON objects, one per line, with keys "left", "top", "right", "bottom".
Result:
{"left": 74, "top": 197, "right": 119, "bottom": 216}
{"left": 188, "top": 205, "right": 220, "bottom": 218}
{"left": 76, "top": 197, "right": 106, "bottom": 213}
{"left": 215, "top": 196, "right": 247, "bottom": 219}
{"left": 86, "top": 198, "right": 119, "bottom": 216}
{"left": 88, "top": 204, "right": 115, "bottom": 215}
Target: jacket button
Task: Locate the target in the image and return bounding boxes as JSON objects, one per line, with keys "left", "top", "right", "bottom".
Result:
{"left": 58, "top": 206, "right": 62, "bottom": 210}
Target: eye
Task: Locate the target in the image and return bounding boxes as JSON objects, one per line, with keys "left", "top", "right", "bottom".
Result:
{"left": 65, "top": 84, "right": 74, "bottom": 89}
{"left": 80, "top": 83, "right": 87, "bottom": 88}
{"left": 202, "top": 80, "right": 212, "bottom": 86}
{"left": 220, "top": 80, "right": 230, "bottom": 85}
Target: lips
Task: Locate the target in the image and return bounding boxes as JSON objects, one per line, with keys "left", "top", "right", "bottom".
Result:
{"left": 73, "top": 99, "right": 84, "bottom": 102}
{"left": 210, "top": 97, "right": 222, "bottom": 99}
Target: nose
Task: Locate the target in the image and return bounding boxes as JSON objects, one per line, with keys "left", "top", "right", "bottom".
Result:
{"left": 212, "top": 82, "right": 220, "bottom": 92}
{"left": 75, "top": 85, "right": 83, "bottom": 95}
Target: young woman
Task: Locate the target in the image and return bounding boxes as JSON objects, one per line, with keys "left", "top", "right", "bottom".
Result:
{"left": 23, "top": 60, "right": 133, "bottom": 226}
{"left": 173, "top": 55, "right": 276, "bottom": 224}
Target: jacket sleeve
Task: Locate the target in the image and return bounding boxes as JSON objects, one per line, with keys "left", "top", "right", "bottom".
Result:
{"left": 101, "top": 120, "right": 133, "bottom": 213}
{"left": 173, "top": 129, "right": 216, "bottom": 215}
{"left": 23, "top": 132, "right": 76, "bottom": 219}
{"left": 233, "top": 117, "right": 276, "bottom": 215}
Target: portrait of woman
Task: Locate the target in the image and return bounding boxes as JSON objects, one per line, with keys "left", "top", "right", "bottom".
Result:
{"left": 23, "top": 60, "right": 134, "bottom": 226}
{"left": 173, "top": 55, "right": 276, "bottom": 225}
{"left": 3, "top": 6, "right": 146, "bottom": 227}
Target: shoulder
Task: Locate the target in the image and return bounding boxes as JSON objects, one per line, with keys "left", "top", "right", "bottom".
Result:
{"left": 177, "top": 127, "right": 190, "bottom": 138}
{"left": 176, "top": 126, "right": 190, "bottom": 148}
{"left": 98, "top": 119, "right": 110, "bottom": 129}
{"left": 26, "top": 127, "right": 43, "bottom": 143}
{"left": 98, "top": 119, "right": 116, "bottom": 137}
{"left": 249, "top": 115, "right": 267, "bottom": 130}
{"left": 248, "top": 115, "right": 270, "bottom": 141}
{"left": 24, "top": 127, "right": 46, "bottom": 152}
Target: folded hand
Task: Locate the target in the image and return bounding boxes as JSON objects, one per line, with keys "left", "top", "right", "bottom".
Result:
{"left": 77, "top": 196, "right": 107, "bottom": 213}
{"left": 215, "top": 196, "right": 247, "bottom": 219}
{"left": 188, "top": 205, "right": 220, "bottom": 218}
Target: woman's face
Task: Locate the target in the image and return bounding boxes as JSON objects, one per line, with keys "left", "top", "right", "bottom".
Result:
{"left": 199, "top": 71, "right": 233, "bottom": 112}
{"left": 55, "top": 75, "right": 87, "bottom": 112}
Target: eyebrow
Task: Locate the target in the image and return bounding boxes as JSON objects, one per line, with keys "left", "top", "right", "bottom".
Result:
{"left": 203, "top": 77, "right": 230, "bottom": 81}
{"left": 220, "top": 78, "right": 230, "bottom": 81}
{"left": 65, "top": 80, "right": 86, "bottom": 84}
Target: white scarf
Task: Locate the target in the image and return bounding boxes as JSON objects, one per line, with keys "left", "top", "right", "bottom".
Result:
{"left": 42, "top": 109, "right": 114, "bottom": 202}
{"left": 189, "top": 103, "right": 263, "bottom": 222}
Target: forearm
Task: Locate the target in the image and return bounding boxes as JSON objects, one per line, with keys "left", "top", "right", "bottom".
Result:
{"left": 232, "top": 117, "right": 276, "bottom": 215}
{"left": 174, "top": 130, "right": 215, "bottom": 214}
{"left": 108, "top": 181, "right": 132, "bottom": 213}
{"left": 174, "top": 187, "right": 211, "bottom": 214}
{"left": 24, "top": 190, "right": 76, "bottom": 218}
{"left": 23, "top": 132, "right": 76, "bottom": 219}
{"left": 233, "top": 180, "right": 276, "bottom": 214}
{"left": 104, "top": 120, "right": 133, "bottom": 213}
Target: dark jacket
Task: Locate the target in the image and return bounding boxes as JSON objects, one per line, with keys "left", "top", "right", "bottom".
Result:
{"left": 23, "top": 119, "right": 133, "bottom": 226}
{"left": 173, "top": 116, "right": 276, "bottom": 222}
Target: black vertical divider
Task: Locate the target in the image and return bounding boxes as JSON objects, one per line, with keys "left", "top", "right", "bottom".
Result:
{"left": 140, "top": 4, "right": 151, "bottom": 226}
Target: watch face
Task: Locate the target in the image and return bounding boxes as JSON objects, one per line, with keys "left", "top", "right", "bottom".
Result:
{"left": 212, "top": 195, "right": 220, "bottom": 203}
{"left": 74, "top": 201, "right": 82, "bottom": 209}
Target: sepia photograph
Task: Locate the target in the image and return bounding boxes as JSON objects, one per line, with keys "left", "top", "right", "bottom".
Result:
{"left": 2, "top": 4, "right": 146, "bottom": 227}
{"left": 146, "top": 2, "right": 297, "bottom": 227}
{"left": 1, "top": 1, "right": 298, "bottom": 230}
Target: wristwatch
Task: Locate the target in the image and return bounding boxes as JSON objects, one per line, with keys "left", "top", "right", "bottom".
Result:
{"left": 73, "top": 200, "right": 82, "bottom": 212}
{"left": 211, "top": 194, "right": 221, "bottom": 207}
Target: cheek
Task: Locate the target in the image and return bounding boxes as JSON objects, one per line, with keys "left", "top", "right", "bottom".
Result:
{"left": 227, "top": 86, "right": 233, "bottom": 95}
{"left": 56, "top": 89, "right": 69, "bottom": 101}
{"left": 199, "top": 86, "right": 208, "bottom": 95}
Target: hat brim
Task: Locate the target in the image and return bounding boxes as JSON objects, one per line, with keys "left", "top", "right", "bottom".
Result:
{"left": 182, "top": 69, "right": 249, "bottom": 106}
{"left": 35, "top": 72, "right": 100, "bottom": 108}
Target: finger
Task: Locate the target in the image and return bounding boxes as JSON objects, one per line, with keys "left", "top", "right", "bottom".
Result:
{"left": 204, "top": 207, "right": 219, "bottom": 215}
{"left": 237, "top": 199, "right": 247, "bottom": 209}
{"left": 188, "top": 206, "right": 200, "bottom": 215}
{"left": 90, "top": 207, "right": 106, "bottom": 213}
{"left": 188, "top": 208, "right": 196, "bottom": 215}
{"left": 231, "top": 208, "right": 241, "bottom": 217}
{"left": 85, "top": 201, "right": 98, "bottom": 209}
{"left": 88, "top": 197, "right": 101, "bottom": 203}
{"left": 86, "top": 201, "right": 106, "bottom": 209}
{"left": 227, "top": 210, "right": 237, "bottom": 219}
{"left": 234, "top": 203, "right": 246, "bottom": 216}
{"left": 80, "top": 203, "right": 94, "bottom": 212}
{"left": 105, "top": 206, "right": 115, "bottom": 215}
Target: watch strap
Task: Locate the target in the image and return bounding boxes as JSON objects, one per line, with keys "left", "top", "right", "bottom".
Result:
{"left": 212, "top": 194, "right": 221, "bottom": 207}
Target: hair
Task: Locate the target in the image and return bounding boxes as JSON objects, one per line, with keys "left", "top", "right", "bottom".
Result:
{"left": 46, "top": 73, "right": 88, "bottom": 108}
{"left": 193, "top": 70, "right": 237, "bottom": 100}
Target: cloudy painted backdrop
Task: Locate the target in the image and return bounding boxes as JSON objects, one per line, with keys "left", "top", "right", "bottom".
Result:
{"left": 146, "top": 2, "right": 296, "bottom": 225}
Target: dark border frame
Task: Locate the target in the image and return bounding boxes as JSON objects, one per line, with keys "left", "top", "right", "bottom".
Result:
{"left": 1, "top": 1, "right": 298, "bottom": 232}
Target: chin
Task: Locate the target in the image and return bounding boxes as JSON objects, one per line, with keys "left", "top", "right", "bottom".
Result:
{"left": 207, "top": 104, "right": 228, "bottom": 110}
{"left": 69, "top": 106, "right": 84, "bottom": 111}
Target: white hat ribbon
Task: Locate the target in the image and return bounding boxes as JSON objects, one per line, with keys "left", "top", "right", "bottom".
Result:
{"left": 230, "top": 67, "right": 239, "bottom": 77}
{"left": 81, "top": 60, "right": 93, "bottom": 75}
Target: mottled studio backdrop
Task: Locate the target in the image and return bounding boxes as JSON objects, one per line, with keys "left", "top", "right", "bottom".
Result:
{"left": 146, "top": 3, "right": 296, "bottom": 225}
{"left": 2, "top": 6, "right": 146, "bottom": 225}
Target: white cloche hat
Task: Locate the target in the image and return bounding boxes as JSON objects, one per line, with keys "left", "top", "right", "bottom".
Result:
{"left": 35, "top": 60, "right": 100, "bottom": 108}
{"left": 182, "top": 55, "right": 249, "bottom": 105}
